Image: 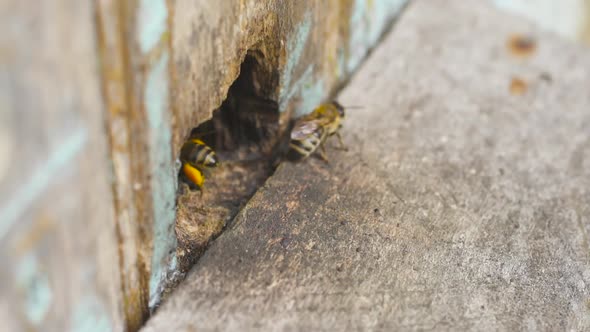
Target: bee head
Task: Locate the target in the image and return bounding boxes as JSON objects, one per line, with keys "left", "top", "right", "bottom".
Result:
{"left": 332, "top": 101, "right": 345, "bottom": 118}
{"left": 204, "top": 153, "right": 219, "bottom": 167}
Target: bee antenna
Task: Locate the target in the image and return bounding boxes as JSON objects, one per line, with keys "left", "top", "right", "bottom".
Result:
{"left": 342, "top": 105, "right": 364, "bottom": 109}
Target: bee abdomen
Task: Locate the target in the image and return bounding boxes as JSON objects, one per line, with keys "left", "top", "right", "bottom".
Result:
{"left": 289, "top": 127, "right": 325, "bottom": 158}
{"left": 181, "top": 139, "right": 218, "bottom": 167}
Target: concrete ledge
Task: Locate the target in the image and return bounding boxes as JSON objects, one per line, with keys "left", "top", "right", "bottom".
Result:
{"left": 144, "top": 0, "right": 590, "bottom": 330}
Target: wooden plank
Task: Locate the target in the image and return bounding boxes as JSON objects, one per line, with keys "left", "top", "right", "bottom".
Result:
{"left": 0, "top": 0, "right": 123, "bottom": 330}
{"left": 95, "top": 0, "right": 154, "bottom": 330}
{"left": 143, "top": 0, "right": 590, "bottom": 330}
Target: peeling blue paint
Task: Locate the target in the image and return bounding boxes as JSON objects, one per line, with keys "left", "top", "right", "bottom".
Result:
{"left": 278, "top": 12, "right": 328, "bottom": 116}
{"left": 279, "top": 12, "right": 312, "bottom": 111}
{"left": 137, "top": 0, "right": 168, "bottom": 53}
{"left": 144, "top": 51, "right": 178, "bottom": 310}
{"left": 279, "top": 2, "right": 405, "bottom": 116}
{"left": 137, "top": 0, "right": 178, "bottom": 311}
{"left": 16, "top": 253, "right": 52, "bottom": 325}
{"left": 298, "top": 79, "right": 325, "bottom": 117}
{"left": 348, "top": 0, "right": 407, "bottom": 72}
{"left": 283, "top": 66, "right": 326, "bottom": 117}
{"left": 70, "top": 295, "right": 112, "bottom": 332}
{"left": 348, "top": 0, "right": 370, "bottom": 73}
{"left": 0, "top": 127, "right": 87, "bottom": 240}
{"left": 282, "top": 66, "right": 312, "bottom": 108}
{"left": 367, "top": 0, "right": 407, "bottom": 44}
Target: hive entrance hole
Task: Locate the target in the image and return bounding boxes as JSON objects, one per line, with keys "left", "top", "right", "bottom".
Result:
{"left": 189, "top": 52, "right": 280, "bottom": 159}
{"left": 175, "top": 51, "right": 283, "bottom": 274}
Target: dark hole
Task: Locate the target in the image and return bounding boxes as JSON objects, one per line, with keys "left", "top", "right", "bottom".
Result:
{"left": 174, "top": 51, "right": 285, "bottom": 274}
{"left": 188, "top": 53, "right": 281, "bottom": 160}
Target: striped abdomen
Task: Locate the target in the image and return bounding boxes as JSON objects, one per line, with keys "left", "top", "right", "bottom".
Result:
{"left": 289, "top": 126, "right": 327, "bottom": 159}
{"left": 180, "top": 139, "right": 218, "bottom": 168}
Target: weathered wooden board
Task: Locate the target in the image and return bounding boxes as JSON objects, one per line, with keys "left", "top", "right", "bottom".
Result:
{"left": 0, "top": 0, "right": 123, "bottom": 331}
{"left": 143, "top": 0, "right": 590, "bottom": 330}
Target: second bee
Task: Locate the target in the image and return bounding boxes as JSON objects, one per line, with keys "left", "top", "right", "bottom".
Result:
{"left": 289, "top": 101, "right": 346, "bottom": 162}
{"left": 180, "top": 138, "right": 219, "bottom": 191}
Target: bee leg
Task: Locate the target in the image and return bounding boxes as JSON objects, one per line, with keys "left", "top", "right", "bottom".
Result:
{"left": 335, "top": 132, "right": 348, "bottom": 151}
{"left": 318, "top": 144, "right": 330, "bottom": 163}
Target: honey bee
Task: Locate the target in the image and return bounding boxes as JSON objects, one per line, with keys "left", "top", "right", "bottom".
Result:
{"left": 289, "top": 101, "right": 346, "bottom": 161}
{"left": 180, "top": 138, "right": 219, "bottom": 191}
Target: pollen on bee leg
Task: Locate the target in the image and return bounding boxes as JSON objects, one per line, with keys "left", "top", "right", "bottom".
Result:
{"left": 182, "top": 163, "right": 204, "bottom": 189}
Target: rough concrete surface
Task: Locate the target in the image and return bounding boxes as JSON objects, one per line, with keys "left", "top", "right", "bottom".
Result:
{"left": 144, "top": 1, "right": 590, "bottom": 331}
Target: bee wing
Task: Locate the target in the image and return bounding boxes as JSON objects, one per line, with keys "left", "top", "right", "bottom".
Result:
{"left": 290, "top": 120, "right": 321, "bottom": 140}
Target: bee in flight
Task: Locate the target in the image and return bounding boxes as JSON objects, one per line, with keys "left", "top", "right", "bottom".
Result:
{"left": 180, "top": 138, "right": 219, "bottom": 192}
{"left": 289, "top": 101, "right": 346, "bottom": 162}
